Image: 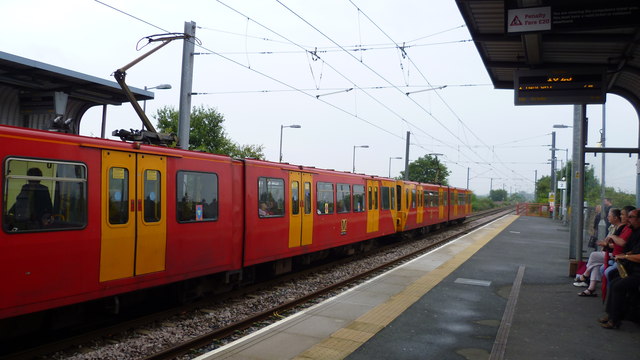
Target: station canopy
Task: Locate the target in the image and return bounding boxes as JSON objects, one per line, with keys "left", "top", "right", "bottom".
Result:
{"left": 0, "top": 51, "right": 151, "bottom": 133}
{"left": 456, "top": 0, "right": 640, "bottom": 111}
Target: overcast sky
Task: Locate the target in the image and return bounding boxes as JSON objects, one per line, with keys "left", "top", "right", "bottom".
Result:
{"left": 3, "top": 0, "right": 638, "bottom": 197}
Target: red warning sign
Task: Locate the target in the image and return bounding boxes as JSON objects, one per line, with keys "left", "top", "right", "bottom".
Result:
{"left": 507, "top": 6, "right": 551, "bottom": 33}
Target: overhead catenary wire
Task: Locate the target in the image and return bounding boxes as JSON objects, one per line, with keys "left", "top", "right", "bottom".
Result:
{"left": 94, "top": 0, "right": 536, "bottom": 186}
{"left": 346, "top": 0, "right": 534, "bottom": 184}
{"left": 271, "top": 0, "right": 507, "bottom": 180}
{"left": 215, "top": 0, "right": 461, "bottom": 155}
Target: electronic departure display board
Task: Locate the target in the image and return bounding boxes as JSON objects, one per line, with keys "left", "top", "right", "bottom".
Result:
{"left": 514, "top": 69, "right": 605, "bottom": 105}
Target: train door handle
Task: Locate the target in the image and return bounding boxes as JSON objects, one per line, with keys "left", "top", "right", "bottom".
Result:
{"left": 130, "top": 199, "right": 135, "bottom": 212}
{"left": 138, "top": 199, "right": 143, "bottom": 211}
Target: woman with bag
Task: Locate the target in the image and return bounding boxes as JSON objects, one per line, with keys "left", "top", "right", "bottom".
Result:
{"left": 574, "top": 208, "right": 628, "bottom": 296}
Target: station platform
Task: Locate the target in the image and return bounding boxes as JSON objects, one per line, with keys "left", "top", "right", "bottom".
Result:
{"left": 196, "top": 215, "right": 640, "bottom": 360}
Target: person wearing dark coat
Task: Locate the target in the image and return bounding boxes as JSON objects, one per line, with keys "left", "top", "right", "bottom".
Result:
{"left": 10, "top": 167, "right": 53, "bottom": 229}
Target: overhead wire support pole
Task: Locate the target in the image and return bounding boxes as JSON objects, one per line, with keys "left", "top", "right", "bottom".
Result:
{"left": 114, "top": 33, "right": 189, "bottom": 134}
{"left": 598, "top": 105, "right": 607, "bottom": 240}
{"left": 404, "top": 131, "right": 410, "bottom": 180}
{"left": 179, "top": 21, "right": 196, "bottom": 150}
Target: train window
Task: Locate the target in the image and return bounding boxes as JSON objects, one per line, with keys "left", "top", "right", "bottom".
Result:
{"left": 317, "top": 182, "right": 334, "bottom": 214}
{"left": 304, "top": 182, "right": 312, "bottom": 214}
{"left": 374, "top": 187, "right": 378, "bottom": 210}
{"left": 353, "top": 185, "right": 365, "bottom": 212}
{"left": 143, "top": 170, "right": 161, "bottom": 223}
{"left": 405, "top": 189, "right": 409, "bottom": 210}
{"left": 390, "top": 186, "right": 395, "bottom": 210}
{"left": 336, "top": 183, "right": 351, "bottom": 213}
{"left": 423, "top": 191, "right": 428, "bottom": 207}
{"left": 443, "top": 191, "right": 448, "bottom": 207}
{"left": 381, "top": 186, "right": 390, "bottom": 210}
{"left": 109, "top": 167, "right": 129, "bottom": 224}
{"left": 411, "top": 189, "right": 416, "bottom": 209}
{"left": 3, "top": 158, "right": 87, "bottom": 232}
{"left": 291, "top": 181, "right": 300, "bottom": 215}
{"left": 258, "top": 177, "right": 285, "bottom": 218}
{"left": 177, "top": 171, "right": 218, "bottom": 222}
{"left": 367, "top": 186, "right": 373, "bottom": 210}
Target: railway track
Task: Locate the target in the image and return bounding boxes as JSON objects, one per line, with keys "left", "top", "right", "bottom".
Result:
{"left": 3, "top": 206, "right": 513, "bottom": 360}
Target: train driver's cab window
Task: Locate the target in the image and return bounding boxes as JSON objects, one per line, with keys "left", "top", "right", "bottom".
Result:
{"left": 353, "top": 184, "right": 365, "bottom": 212}
{"left": 316, "top": 182, "right": 334, "bottom": 215}
{"left": 3, "top": 158, "right": 87, "bottom": 232}
{"left": 258, "top": 177, "right": 284, "bottom": 218}
{"left": 177, "top": 171, "right": 218, "bottom": 222}
{"left": 337, "top": 184, "right": 351, "bottom": 213}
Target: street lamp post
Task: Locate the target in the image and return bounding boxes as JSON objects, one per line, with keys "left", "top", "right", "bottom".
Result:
{"left": 353, "top": 145, "right": 370, "bottom": 173}
{"left": 388, "top": 157, "right": 402, "bottom": 177}
{"left": 428, "top": 153, "right": 443, "bottom": 183}
{"left": 279, "top": 124, "right": 302, "bottom": 162}
{"left": 552, "top": 148, "right": 569, "bottom": 223}
{"left": 553, "top": 123, "right": 573, "bottom": 223}
{"left": 143, "top": 84, "right": 172, "bottom": 113}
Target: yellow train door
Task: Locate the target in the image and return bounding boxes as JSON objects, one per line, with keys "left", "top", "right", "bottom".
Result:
{"left": 100, "top": 150, "right": 167, "bottom": 282}
{"left": 416, "top": 186, "right": 424, "bottom": 224}
{"left": 366, "top": 180, "right": 379, "bottom": 233}
{"left": 289, "top": 172, "right": 313, "bottom": 247}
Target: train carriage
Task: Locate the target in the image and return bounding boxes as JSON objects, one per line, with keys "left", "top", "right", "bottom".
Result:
{"left": 0, "top": 125, "right": 244, "bottom": 319}
{"left": 449, "top": 186, "right": 472, "bottom": 223}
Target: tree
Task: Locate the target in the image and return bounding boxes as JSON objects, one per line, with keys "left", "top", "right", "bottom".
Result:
{"left": 489, "top": 189, "right": 508, "bottom": 202}
{"left": 154, "top": 105, "right": 265, "bottom": 159}
{"left": 399, "top": 154, "right": 450, "bottom": 185}
{"left": 535, "top": 175, "right": 551, "bottom": 203}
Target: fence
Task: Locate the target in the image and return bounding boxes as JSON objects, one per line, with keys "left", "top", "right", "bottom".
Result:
{"left": 516, "top": 203, "right": 551, "bottom": 217}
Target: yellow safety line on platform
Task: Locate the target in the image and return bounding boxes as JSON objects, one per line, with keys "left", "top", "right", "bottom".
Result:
{"left": 293, "top": 215, "right": 519, "bottom": 360}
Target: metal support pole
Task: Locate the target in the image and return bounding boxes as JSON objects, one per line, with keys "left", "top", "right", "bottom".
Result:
{"left": 598, "top": 105, "right": 607, "bottom": 240}
{"left": 551, "top": 131, "right": 557, "bottom": 219}
{"left": 352, "top": 146, "right": 356, "bottom": 173}
{"left": 534, "top": 170, "right": 537, "bottom": 201}
{"left": 570, "top": 104, "right": 587, "bottom": 269}
{"left": 279, "top": 125, "right": 284, "bottom": 162}
{"left": 562, "top": 149, "right": 568, "bottom": 224}
{"left": 100, "top": 105, "right": 107, "bottom": 139}
{"left": 404, "top": 131, "right": 410, "bottom": 180}
{"left": 466, "top": 167, "right": 470, "bottom": 189}
{"left": 178, "top": 21, "right": 196, "bottom": 150}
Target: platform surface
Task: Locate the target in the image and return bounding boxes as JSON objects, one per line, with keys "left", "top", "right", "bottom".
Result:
{"left": 197, "top": 215, "right": 640, "bottom": 360}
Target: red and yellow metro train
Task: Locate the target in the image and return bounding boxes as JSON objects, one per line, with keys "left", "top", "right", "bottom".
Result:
{"left": 0, "top": 124, "right": 471, "bottom": 320}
